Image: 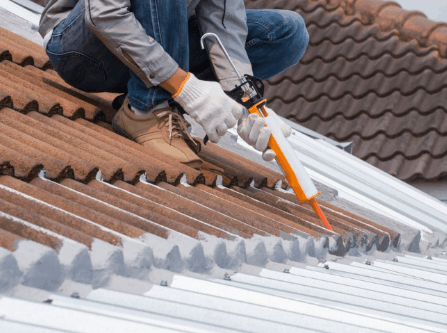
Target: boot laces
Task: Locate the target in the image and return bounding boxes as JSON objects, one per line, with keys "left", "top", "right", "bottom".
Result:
{"left": 157, "top": 109, "right": 196, "bottom": 145}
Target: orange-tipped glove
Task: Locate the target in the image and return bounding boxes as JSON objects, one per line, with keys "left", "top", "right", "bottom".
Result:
{"left": 173, "top": 73, "right": 245, "bottom": 143}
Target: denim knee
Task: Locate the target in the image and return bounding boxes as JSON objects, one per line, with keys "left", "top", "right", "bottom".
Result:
{"left": 279, "top": 10, "right": 309, "bottom": 68}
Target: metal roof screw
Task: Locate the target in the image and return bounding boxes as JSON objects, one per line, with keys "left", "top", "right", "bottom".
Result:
{"left": 427, "top": 255, "right": 433, "bottom": 260}
{"left": 70, "top": 292, "right": 80, "bottom": 299}
{"left": 160, "top": 280, "right": 168, "bottom": 287}
{"left": 324, "top": 264, "right": 329, "bottom": 270}
{"left": 393, "top": 258, "right": 398, "bottom": 262}
{"left": 283, "top": 268, "right": 290, "bottom": 274}
{"left": 365, "top": 260, "right": 372, "bottom": 266}
{"left": 224, "top": 273, "right": 231, "bottom": 281}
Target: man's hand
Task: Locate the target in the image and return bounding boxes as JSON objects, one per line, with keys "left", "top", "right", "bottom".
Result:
{"left": 238, "top": 107, "right": 292, "bottom": 161}
{"left": 171, "top": 72, "right": 244, "bottom": 143}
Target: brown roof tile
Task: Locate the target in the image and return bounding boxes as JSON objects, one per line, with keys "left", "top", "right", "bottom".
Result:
{"left": 0, "top": 197, "right": 94, "bottom": 249}
{"left": 0, "top": 61, "right": 85, "bottom": 119}
{"left": 0, "top": 74, "right": 60, "bottom": 115}
{"left": 0, "top": 91, "right": 12, "bottom": 110}
{"left": 0, "top": 110, "right": 98, "bottom": 183}
{"left": 0, "top": 228, "right": 22, "bottom": 252}
{"left": 81, "top": 178, "right": 230, "bottom": 240}
{"left": 244, "top": 0, "right": 447, "bottom": 181}
{"left": 134, "top": 181, "right": 259, "bottom": 237}
{"left": 0, "top": 175, "right": 144, "bottom": 240}
{"left": 0, "top": 83, "right": 38, "bottom": 113}
{"left": 0, "top": 46, "right": 12, "bottom": 62}
{"left": 0, "top": 27, "right": 51, "bottom": 69}
{"left": 0, "top": 143, "right": 43, "bottom": 181}
{"left": 0, "top": 26, "right": 403, "bottom": 257}
{"left": 0, "top": 183, "right": 122, "bottom": 246}
{"left": 76, "top": 118, "right": 203, "bottom": 185}
{"left": 0, "top": 130, "right": 74, "bottom": 181}
{"left": 211, "top": 185, "right": 332, "bottom": 238}
{"left": 0, "top": 208, "right": 62, "bottom": 251}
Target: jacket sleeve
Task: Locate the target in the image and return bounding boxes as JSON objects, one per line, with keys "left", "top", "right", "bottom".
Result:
{"left": 84, "top": 0, "right": 179, "bottom": 88}
{"left": 196, "top": 0, "right": 253, "bottom": 91}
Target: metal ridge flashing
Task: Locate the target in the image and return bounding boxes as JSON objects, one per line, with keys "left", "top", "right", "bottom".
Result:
{"left": 0, "top": 0, "right": 40, "bottom": 26}
{"left": 286, "top": 128, "right": 447, "bottom": 233}
{"left": 10, "top": 0, "right": 44, "bottom": 14}
{"left": 280, "top": 116, "right": 353, "bottom": 153}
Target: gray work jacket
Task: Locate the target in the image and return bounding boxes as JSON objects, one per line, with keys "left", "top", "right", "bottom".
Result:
{"left": 39, "top": 0, "right": 253, "bottom": 91}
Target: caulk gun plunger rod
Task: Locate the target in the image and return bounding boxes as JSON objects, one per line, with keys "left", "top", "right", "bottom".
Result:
{"left": 200, "top": 33, "right": 245, "bottom": 85}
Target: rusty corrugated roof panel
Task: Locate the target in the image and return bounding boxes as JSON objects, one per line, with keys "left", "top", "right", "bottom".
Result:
{"left": 244, "top": 0, "right": 447, "bottom": 182}
{"left": 0, "top": 25, "right": 415, "bottom": 298}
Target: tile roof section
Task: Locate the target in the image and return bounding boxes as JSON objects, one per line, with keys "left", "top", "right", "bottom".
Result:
{"left": 244, "top": 0, "right": 447, "bottom": 181}
{"left": 2, "top": 22, "right": 442, "bottom": 302}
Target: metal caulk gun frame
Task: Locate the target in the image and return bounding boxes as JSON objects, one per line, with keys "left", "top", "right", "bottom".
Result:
{"left": 200, "top": 33, "right": 333, "bottom": 231}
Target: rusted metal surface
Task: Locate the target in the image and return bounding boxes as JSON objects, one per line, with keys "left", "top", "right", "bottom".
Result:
{"left": 199, "top": 147, "right": 262, "bottom": 188}
{"left": 135, "top": 182, "right": 258, "bottom": 238}
{"left": 0, "top": 84, "right": 38, "bottom": 113}
{"left": 0, "top": 63, "right": 83, "bottom": 118}
{"left": 0, "top": 27, "right": 51, "bottom": 69}
{"left": 113, "top": 181, "right": 239, "bottom": 238}
{"left": 199, "top": 169, "right": 219, "bottom": 187}
{"left": 262, "top": 187, "right": 398, "bottom": 248}
{"left": 0, "top": 91, "right": 12, "bottom": 109}
{"left": 0, "top": 211, "right": 62, "bottom": 252}
{"left": 31, "top": 177, "right": 164, "bottom": 239}
{"left": 235, "top": 185, "right": 370, "bottom": 247}
{"left": 0, "top": 158, "right": 13, "bottom": 177}
{"left": 0, "top": 228, "right": 21, "bottom": 252}
{"left": 77, "top": 118, "right": 203, "bottom": 185}
{"left": 28, "top": 112, "right": 143, "bottom": 183}
{"left": 201, "top": 161, "right": 239, "bottom": 187}
{"left": 14, "top": 110, "right": 126, "bottom": 183}
{"left": 0, "top": 176, "right": 143, "bottom": 239}
{"left": 196, "top": 184, "right": 323, "bottom": 238}
{"left": 0, "top": 35, "right": 33, "bottom": 66}
{"left": 62, "top": 178, "right": 201, "bottom": 239}
{"left": 0, "top": 143, "right": 43, "bottom": 181}
{"left": 214, "top": 186, "right": 333, "bottom": 238}
{"left": 0, "top": 131, "right": 74, "bottom": 182}
{"left": 199, "top": 139, "right": 288, "bottom": 188}
{"left": 0, "top": 110, "right": 98, "bottom": 183}
{"left": 34, "top": 67, "right": 117, "bottom": 121}
{"left": 0, "top": 74, "right": 60, "bottom": 115}
{"left": 86, "top": 179, "right": 229, "bottom": 239}
{"left": 0, "top": 46, "right": 12, "bottom": 62}
{"left": 0, "top": 197, "right": 93, "bottom": 249}
{"left": 0, "top": 184, "right": 121, "bottom": 246}
{"left": 52, "top": 115, "right": 167, "bottom": 184}
{"left": 19, "top": 64, "right": 101, "bottom": 120}
{"left": 159, "top": 182, "right": 277, "bottom": 236}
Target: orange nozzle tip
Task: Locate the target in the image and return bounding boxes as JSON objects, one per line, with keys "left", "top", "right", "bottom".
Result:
{"left": 309, "top": 199, "right": 333, "bottom": 231}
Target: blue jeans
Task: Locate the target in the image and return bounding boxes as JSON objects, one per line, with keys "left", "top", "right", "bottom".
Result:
{"left": 46, "top": 1, "right": 309, "bottom": 112}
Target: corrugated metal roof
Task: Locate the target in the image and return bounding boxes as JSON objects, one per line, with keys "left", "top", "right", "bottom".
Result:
{"left": 2, "top": 256, "right": 447, "bottom": 332}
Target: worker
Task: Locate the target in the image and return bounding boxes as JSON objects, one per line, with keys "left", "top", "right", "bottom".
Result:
{"left": 39, "top": 0, "right": 309, "bottom": 169}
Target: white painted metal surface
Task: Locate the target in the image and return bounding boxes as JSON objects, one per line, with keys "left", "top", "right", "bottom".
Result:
{"left": 287, "top": 130, "right": 447, "bottom": 232}
{"left": 0, "top": 296, "right": 182, "bottom": 333}
{"left": 170, "top": 275, "right": 433, "bottom": 333}
{"left": 0, "top": 0, "right": 40, "bottom": 26}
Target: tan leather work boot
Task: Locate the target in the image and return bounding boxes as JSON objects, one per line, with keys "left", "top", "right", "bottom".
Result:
{"left": 112, "top": 98, "right": 202, "bottom": 170}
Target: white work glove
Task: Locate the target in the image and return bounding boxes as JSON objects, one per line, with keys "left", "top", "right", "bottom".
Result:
{"left": 173, "top": 73, "right": 244, "bottom": 143}
{"left": 238, "top": 106, "right": 292, "bottom": 161}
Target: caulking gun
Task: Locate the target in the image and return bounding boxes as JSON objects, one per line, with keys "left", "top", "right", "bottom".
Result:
{"left": 200, "top": 33, "right": 333, "bottom": 230}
